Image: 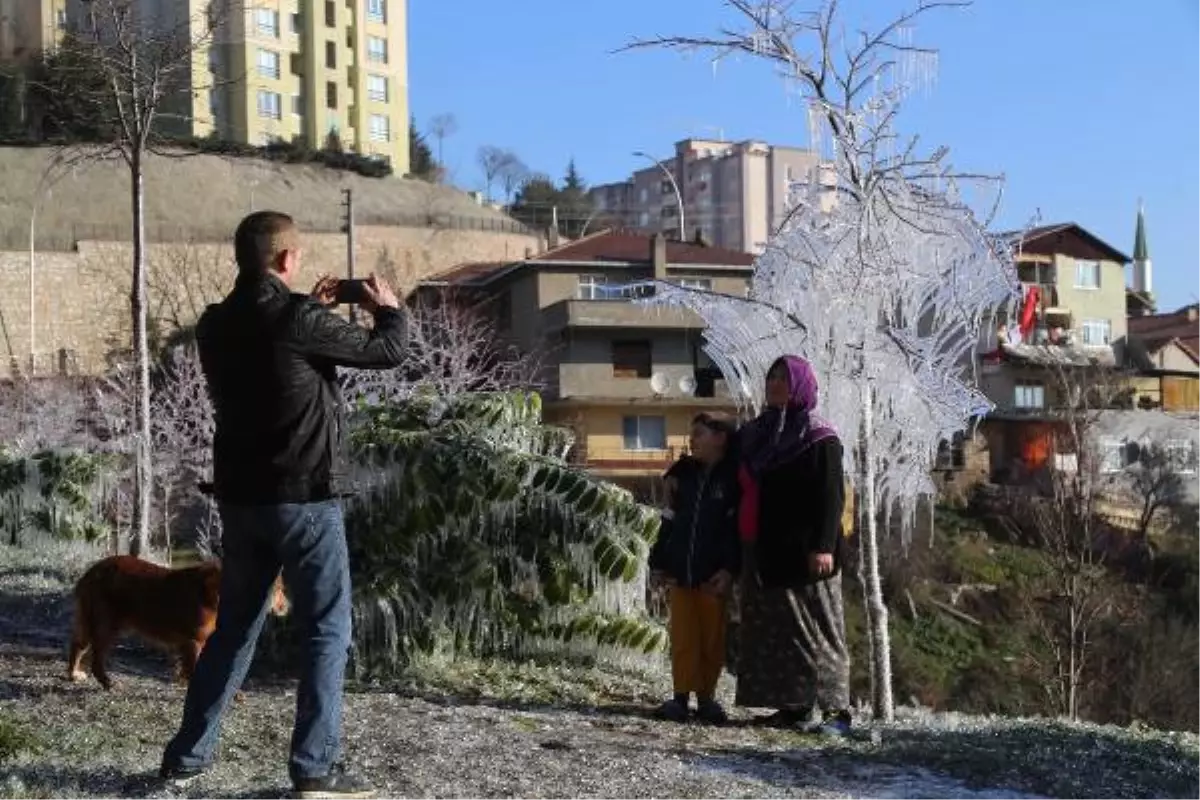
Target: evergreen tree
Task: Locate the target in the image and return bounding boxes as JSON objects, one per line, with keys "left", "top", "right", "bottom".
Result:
{"left": 508, "top": 163, "right": 596, "bottom": 239}
{"left": 407, "top": 115, "right": 437, "bottom": 181}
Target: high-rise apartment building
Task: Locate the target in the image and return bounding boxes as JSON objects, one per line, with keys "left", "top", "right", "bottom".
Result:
{"left": 201, "top": 0, "right": 409, "bottom": 172}
{"left": 2, "top": 0, "right": 409, "bottom": 174}
{"left": 589, "top": 138, "right": 834, "bottom": 253}
{"left": 0, "top": 0, "right": 68, "bottom": 62}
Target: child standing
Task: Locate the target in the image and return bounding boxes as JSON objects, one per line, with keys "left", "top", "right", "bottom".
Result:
{"left": 649, "top": 413, "right": 741, "bottom": 724}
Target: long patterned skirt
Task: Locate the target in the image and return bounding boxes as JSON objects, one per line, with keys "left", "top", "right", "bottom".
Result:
{"left": 734, "top": 572, "right": 851, "bottom": 711}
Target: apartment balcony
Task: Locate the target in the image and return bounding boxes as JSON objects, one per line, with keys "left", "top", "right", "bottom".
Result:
{"left": 552, "top": 361, "right": 737, "bottom": 402}
{"left": 542, "top": 298, "right": 703, "bottom": 332}
{"left": 568, "top": 446, "right": 686, "bottom": 476}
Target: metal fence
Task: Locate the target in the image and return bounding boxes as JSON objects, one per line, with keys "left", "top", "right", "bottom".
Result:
{"left": 0, "top": 212, "right": 534, "bottom": 253}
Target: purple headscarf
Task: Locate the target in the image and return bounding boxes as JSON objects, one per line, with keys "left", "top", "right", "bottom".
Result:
{"left": 741, "top": 355, "right": 838, "bottom": 477}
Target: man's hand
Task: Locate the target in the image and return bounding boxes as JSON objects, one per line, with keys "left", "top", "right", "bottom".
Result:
{"left": 360, "top": 273, "right": 400, "bottom": 313}
{"left": 310, "top": 274, "right": 339, "bottom": 306}
{"left": 808, "top": 551, "right": 835, "bottom": 579}
{"left": 703, "top": 569, "right": 732, "bottom": 596}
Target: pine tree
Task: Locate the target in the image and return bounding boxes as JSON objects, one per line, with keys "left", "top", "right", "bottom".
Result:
{"left": 407, "top": 115, "right": 436, "bottom": 180}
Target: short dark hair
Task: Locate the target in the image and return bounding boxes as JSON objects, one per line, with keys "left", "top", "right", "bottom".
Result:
{"left": 692, "top": 412, "right": 736, "bottom": 437}
{"left": 234, "top": 211, "right": 298, "bottom": 274}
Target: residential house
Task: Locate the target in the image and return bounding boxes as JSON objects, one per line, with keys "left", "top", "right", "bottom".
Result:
{"left": 419, "top": 230, "right": 755, "bottom": 500}
{"left": 973, "top": 222, "right": 1132, "bottom": 483}
{"left": 589, "top": 138, "right": 835, "bottom": 253}
{"left": 1125, "top": 304, "right": 1199, "bottom": 413}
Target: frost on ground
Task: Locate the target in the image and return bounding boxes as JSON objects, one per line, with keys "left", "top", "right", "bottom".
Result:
{"left": 1, "top": 543, "right": 1196, "bottom": 800}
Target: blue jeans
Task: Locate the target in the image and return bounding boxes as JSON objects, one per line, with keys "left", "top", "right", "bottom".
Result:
{"left": 162, "top": 500, "right": 353, "bottom": 781}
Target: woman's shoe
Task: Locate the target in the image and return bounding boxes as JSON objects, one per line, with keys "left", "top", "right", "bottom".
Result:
{"left": 695, "top": 699, "right": 728, "bottom": 725}
{"left": 653, "top": 698, "right": 690, "bottom": 722}
{"left": 758, "top": 707, "right": 812, "bottom": 727}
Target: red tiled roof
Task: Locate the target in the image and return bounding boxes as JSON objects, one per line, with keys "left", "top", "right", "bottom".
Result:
{"left": 425, "top": 229, "right": 755, "bottom": 287}
{"left": 998, "top": 222, "right": 1131, "bottom": 264}
{"left": 1128, "top": 304, "right": 1200, "bottom": 361}
{"left": 532, "top": 229, "right": 755, "bottom": 267}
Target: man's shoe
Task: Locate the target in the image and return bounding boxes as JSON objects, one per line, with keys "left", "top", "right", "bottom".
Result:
{"left": 759, "top": 707, "right": 812, "bottom": 728}
{"left": 695, "top": 699, "right": 728, "bottom": 725}
{"left": 817, "top": 709, "right": 852, "bottom": 737}
{"left": 653, "top": 698, "right": 690, "bottom": 723}
{"left": 158, "top": 763, "right": 206, "bottom": 788}
{"left": 293, "top": 767, "right": 375, "bottom": 799}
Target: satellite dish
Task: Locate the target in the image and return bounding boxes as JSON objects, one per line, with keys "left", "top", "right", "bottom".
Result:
{"left": 678, "top": 375, "right": 698, "bottom": 396}
{"left": 649, "top": 372, "right": 671, "bottom": 395}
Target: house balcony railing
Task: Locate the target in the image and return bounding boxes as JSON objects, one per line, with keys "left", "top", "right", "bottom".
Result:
{"left": 568, "top": 446, "right": 686, "bottom": 470}
{"left": 542, "top": 298, "right": 704, "bottom": 332}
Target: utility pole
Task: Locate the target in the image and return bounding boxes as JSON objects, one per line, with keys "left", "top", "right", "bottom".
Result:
{"left": 342, "top": 188, "right": 356, "bottom": 323}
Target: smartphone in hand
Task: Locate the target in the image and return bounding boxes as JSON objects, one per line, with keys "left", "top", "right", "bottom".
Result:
{"left": 334, "top": 278, "right": 369, "bottom": 304}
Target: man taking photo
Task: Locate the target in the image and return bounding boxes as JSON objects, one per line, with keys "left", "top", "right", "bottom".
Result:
{"left": 160, "top": 210, "right": 405, "bottom": 798}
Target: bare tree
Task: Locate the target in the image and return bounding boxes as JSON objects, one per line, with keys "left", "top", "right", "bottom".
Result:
{"left": 151, "top": 343, "right": 219, "bottom": 559}
{"left": 498, "top": 153, "right": 529, "bottom": 205}
{"left": 146, "top": 241, "right": 236, "bottom": 341}
{"left": 1003, "top": 362, "right": 1127, "bottom": 721}
{"left": 47, "top": 0, "right": 240, "bottom": 557}
{"left": 1126, "top": 443, "right": 1189, "bottom": 542}
{"left": 341, "top": 291, "right": 545, "bottom": 404}
{"left": 428, "top": 112, "right": 458, "bottom": 174}
{"left": 477, "top": 146, "right": 509, "bottom": 203}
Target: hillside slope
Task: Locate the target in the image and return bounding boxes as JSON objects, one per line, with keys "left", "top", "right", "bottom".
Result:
{"left": 0, "top": 146, "right": 514, "bottom": 249}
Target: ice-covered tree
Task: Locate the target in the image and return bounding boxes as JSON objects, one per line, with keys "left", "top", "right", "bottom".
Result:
{"left": 43, "top": 0, "right": 241, "bottom": 557}
{"left": 623, "top": 0, "right": 1020, "bottom": 720}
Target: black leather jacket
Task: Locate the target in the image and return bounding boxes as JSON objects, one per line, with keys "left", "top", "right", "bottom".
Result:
{"left": 196, "top": 272, "right": 407, "bottom": 504}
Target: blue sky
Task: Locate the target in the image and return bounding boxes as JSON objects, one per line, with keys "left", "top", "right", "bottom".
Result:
{"left": 409, "top": 0, "right": 1199, "bottom": 311}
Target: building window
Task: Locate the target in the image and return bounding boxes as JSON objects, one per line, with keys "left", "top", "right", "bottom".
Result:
{"left": 367, "top": 74, "right": 388, "bottom": 103}
{"left": 1099, "top": 439, "right": 1125, "bottom": 474}
{"left": 290, "top": 12, "right": 302, "bottom": 33}
{"left": 577, "top": 275, "right": 607, "bottom": 300}
{"left": 612, "top": 341, "right": 652, "bottom": 379}
{"left": 255, "top": 8, "right": 279, "bottom": 37}
{"left": 56, "top": 9, "right": 67, "bottom": 29}
{"left": 1081, "top": 319, "right": 1112, "bottom": 346}
{"left": 660, "top": 180, "right": 675, "bottom": 195}
{"left": 292, "top": 93, "right": 303, "bottom": 116}
{"left": 325, "top": 81, "right": 337, "bottom": 109}
{"left": 677, "top": 278, "right": 712, "bottom": 291}
{"left": 1014, "top": 382, "right": 1045, "bottom": 410}
{"left": 366, "top": 35, "right": 388, "bottom": 63}
{"left": 638, "top": 211, "right": 650, "bottom": 227}
{"left": 623, "top": 416, "right": 666, "bottom": 451}
{"left": 256, "top": 90, "right": 281, "bottom": 119}
{"left": 1075, "top": 260, "right": 1100, "bottom": 289}
{"left": 324, "top": 0, "right": 335, "bottom": 26}
{"left": 1166, "top": 440, "right": 1199, "bottom": 474}
{"left": 325, "top": 40, "right": 336, "bottom": 69}
{"left": 639, "top": 187, "right": 648, "bottom": 203}
{"left": 936, "top": 432, "right": 968, "bottom": 471}
{"left": 368, "top": 113, "right": 390, "bottom": 142}
{"left": 257, "top": 48, "right": 280, "bottom": 79}
{"left": 367, "top": 0, "right": 386, "bottom": 22}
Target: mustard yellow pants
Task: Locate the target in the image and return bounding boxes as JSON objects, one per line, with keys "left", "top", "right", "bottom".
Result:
{"left": 668, "top": 586, "right": 727, "bottom": 699}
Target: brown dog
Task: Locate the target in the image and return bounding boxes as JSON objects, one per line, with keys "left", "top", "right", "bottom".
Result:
{"left": 66, "top": 555, "right": 289, "bottom": 689}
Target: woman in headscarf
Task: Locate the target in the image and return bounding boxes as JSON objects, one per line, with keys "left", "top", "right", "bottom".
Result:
{"left": 735, "top": 355, "right": 852, "bottom": 735}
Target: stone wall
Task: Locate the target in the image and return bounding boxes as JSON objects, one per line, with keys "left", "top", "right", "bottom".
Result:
{"left": 0, "top": 224, "right": 543, "bottom": 376}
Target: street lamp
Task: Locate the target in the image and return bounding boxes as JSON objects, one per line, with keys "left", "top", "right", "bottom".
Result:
{"left": 632, "top": 150, "right": 684, "bottom": 241}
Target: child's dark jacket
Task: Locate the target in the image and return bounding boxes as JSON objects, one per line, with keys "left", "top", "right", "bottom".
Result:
{"left": 648, "top": 455, "right": 741, "bottom": 588}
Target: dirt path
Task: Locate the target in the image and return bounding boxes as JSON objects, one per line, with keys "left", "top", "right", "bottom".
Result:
{"left": 0, "top": 544, "right": 1195, "bottom": 799}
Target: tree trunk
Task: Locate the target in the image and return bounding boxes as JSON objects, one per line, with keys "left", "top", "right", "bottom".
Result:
{"left": 129, "top": 152, "right": 152, "bottom": 558}
{"left": 861, "top": 384, "right": 894, "bottom": 721}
